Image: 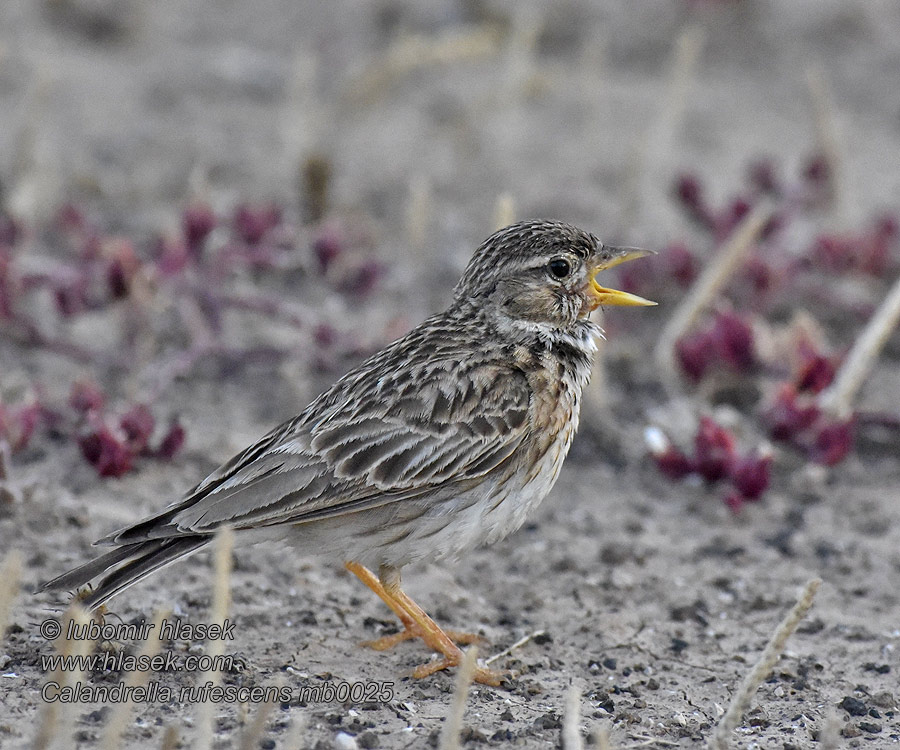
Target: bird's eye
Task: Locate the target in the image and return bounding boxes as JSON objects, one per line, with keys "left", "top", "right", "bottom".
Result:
{"left": 547, "top": 257, "right": 572, "bottom": 279}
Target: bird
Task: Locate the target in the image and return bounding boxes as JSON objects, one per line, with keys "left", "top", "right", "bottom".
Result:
{"left": 40, "top": 219, "right": 655, "bottom": 685}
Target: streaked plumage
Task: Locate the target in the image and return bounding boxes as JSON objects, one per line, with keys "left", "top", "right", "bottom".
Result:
{"left": 41, "top": 220, "right": 654, "bottom": 684}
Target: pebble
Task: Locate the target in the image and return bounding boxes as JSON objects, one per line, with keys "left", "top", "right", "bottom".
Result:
{"left": 335, "top": 731, "right": 358, "bottom": 750}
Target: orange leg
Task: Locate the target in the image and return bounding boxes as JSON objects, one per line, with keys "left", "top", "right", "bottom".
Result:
{"left": 344, "top": 562, "right": 483, "bottom": 650}
{"left": 345, "top": 562, "right": 503, "bottom": 686}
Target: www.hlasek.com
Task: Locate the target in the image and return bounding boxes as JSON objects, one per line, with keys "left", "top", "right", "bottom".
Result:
{"left": 38, "top": 616, "right": 395, "bottom": 704}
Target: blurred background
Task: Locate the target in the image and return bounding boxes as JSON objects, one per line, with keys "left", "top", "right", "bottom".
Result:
{"left": 3, "top": 0, "right": 900, "bottom": 453}
{"left": 3, "top": 0, "right": 899, "bottom": 266}
{"left": 3, "top": 3, "right": 900, "bottom": 747}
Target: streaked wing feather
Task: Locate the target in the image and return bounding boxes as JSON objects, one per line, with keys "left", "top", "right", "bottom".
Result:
{"left": 126, "top": 359, "right": 531, "bottom": 538}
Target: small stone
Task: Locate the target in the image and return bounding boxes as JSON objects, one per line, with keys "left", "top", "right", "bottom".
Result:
{"left": 335, "top": 732, "right": 358, "bottom": 750}
{"left": 533, "top": 712, "right": 562, "bottom": 730}
{"left": 838, "top": 696, "right": 867, "bottom": 716}
{"left": 871, "top": 691, "right": 895, "bottom": 708}
{"left": 670, "top": 638, "right": 689, "bottom": 654}
{"left": 858, "top": 721, "right": 882, "bottom": 734}
{"left": 357, "top": 731, "right": 379, "bottom": 749}
{"left": 459, "top": 727, "right": 488, "bottom": 742}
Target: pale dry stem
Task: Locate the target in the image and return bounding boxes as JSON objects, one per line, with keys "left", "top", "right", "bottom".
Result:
{"left": 346, "top": 26, "right": 501, "bottom": 105}
{"left": 281, "top": 709, "right": 308, "bottom": 748}
{"left": 238, "top": 690, "right": 277, "bottom": 750}
{"left": 281, "top": 49, "right": 323, "bottom": 179}
{"left": 8, "top": 67, "right": 54, "bottom": 219}
{"left": 492, "top": 192, "right": 516, "bottom": 232}
{"left": 406, "top": 174, "right": 433, "bottom": 254}
{"left": 194, "top": 526, "right": 235, "bottom": 750}
{"left": 502, "top": 8, "right": 542, "bottom": 101}
{"left": 159, "top": 725, "right": 179, "bottom": 750}
{"left": 439, "top": 645, "right": 479, "bottom": 750}
{"left": 818, "top": 708, "right": 841, "bottom": 750}
{"left": 708, "top": 578, "right": 821, "bottom": 750}
{"left": 818, "top": 272, "right": 900, "bottom": 419}
{"left": 654, "top": 203, "right": 772, "bottom": 390}
{"left": 591, "top": 723, "right": 613, "bottom": 750}
{"left": 484, "top": 629, "right": 544, "bottom": 666}
{"left": 100, "top": 609, "right": 170, "bottom": 750}
{"left": 33, "top": 604, "right": 92, "bottom": 750}
{"left": 562, "top": 684, "right": 584, "bottom": 750}
{"left": 0, "top": 549, "right": 23, "bottom": 642}
{"left": 807, "top": 65, "right": 850, "bottom": 223}
{"left": 619, "top": 26, "right": 704, "bottom": 232}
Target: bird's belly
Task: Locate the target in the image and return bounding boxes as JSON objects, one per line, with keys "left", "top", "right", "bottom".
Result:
{"left": 367, "top": 430, "right": 573, "bottom": 567}
{"left": 299, "top": 388, "right": 582, "bottom": 569}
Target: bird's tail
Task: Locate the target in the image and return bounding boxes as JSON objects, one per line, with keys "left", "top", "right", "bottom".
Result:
{"left": 37, "top": 536, "right": 209, "bottom": 611}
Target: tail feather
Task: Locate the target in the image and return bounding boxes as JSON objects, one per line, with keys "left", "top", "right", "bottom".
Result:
{"left": 38, "top": 536, "right": 209, "bottom": 611}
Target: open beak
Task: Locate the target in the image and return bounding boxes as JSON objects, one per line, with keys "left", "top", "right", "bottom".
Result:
{"left": 587, "top": 246, "right": 657, "bottom": 309}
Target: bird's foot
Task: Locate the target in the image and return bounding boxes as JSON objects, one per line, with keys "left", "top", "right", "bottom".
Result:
{"left": 364, "top": 624, "right": 484, "bottom": 652}
{"left": 411, "top": 651, "right": 508, "bottom": 686}
{"left": 345, "top": 561, "right": 505, "bottom": 686}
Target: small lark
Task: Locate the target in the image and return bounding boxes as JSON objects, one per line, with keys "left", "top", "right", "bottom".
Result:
{"left": 41, "top": 220, "right": 655, "bottom": 685}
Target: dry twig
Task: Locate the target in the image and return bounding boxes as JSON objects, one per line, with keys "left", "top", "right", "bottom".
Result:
{"left": 0, "top": 549, "right": 23, "bottom": 642}
{"left": 159, "top": 725, "right": 179, "bottom": 750}
{"left": 562, "top": 685, "right": 584, "bottom": 750}
{"left": 654, "top": 203, "right": 772, "bottom": 388}
{"left": 33, "top": 604, "right": 92, "bottom": 750}
{"left": 492, "top": 192, "right": 516, "bottom": 231}
{"left": 818, "top": 708, "right": 841, "bottom": 750}
{"left": 439, "top": 646, "right": 479, "bottom": 750}
{"left": 194, "top": 527, "right": 235, "bottom": 750}
{"left": 619, "top": 26, "right": 704, "bottom": 232}
{"left": 708, "top": 578, "right": 821, "bottom": 750}
{"left": 818, "top": 272, "right": 900, "bottom": 419}
{"left": 281, "top": 709, "right": 308, "bottom": 748}
{"left": 807, "top": 66, "right": 849, "bottom": 222}
{"left": 238, "top": 690, "right": 277, "bottom": 750}
{"left": 346, "top": 26, "right": 501, "bottom": 105}
{"left": 484, "top": 629, "right": 544, "bottom": 666}
{"left": 101, "top": 609, "right": 170, "bottom": 750}
{"left": 406, "top": 174, "right": 433, "bottom": 254}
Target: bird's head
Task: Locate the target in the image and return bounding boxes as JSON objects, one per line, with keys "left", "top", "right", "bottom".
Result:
{"left": 453, "top": 220, "right": 656, "bottom": 331}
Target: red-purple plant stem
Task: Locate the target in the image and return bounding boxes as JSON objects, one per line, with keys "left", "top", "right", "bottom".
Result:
{"left": 818, "top": 272, "right": 900, "bottom": 419}
{"left": 856, "top": 411, "right": 900, "bottom": 430}
{"left": 144, "top": 343, "right": 296, "bottom": 400}
{"left": 211, "top": 291, "right": 307, "bottom": 328}
{"left": 5, "top": 316, "right": 127, "bottom": 367}
{"left": 170, "top": 279, "right": 309, "bottom": 328}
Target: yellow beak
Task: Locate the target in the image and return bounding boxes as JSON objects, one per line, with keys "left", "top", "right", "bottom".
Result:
{"left": 588, "top": 246, "right": 657, "bottom": 308}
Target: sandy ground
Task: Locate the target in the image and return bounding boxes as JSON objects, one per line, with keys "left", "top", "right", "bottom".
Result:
{"left": 2, "top": 1, "right": 900, "bottom": 748}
